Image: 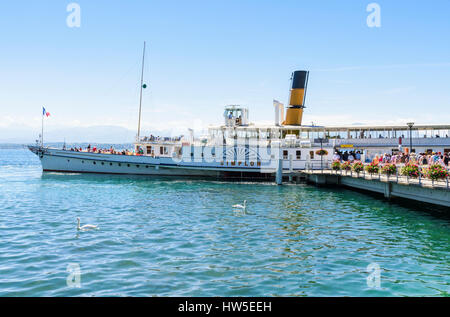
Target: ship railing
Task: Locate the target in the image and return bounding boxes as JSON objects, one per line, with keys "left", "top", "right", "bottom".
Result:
{"left": 304, "top": 160, "right": 331, "bottom": 171}
{"left": 137, "top": 136, "right": 184, "bottom": 143}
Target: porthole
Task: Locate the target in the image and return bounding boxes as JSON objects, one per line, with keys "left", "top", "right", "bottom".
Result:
{"left": 101, "top": 162, "right": 104, "bottom": 165}
{"left": 127, "top": 164, "right": 130, "bottom": 167}
{"left": 82, "top": 161, "right": 84, "bottom": 163}
{"left": 118, "top": 163, "right": 121, "bottom": 167}
{"left": 93, "top": 161, "right": 96, "bottom": 165}
{"left": 145, "top": 165, "right": 149, "bottom": 168}
{"left": 110, "top": 163, "right": 112, "bottom": 166}
{"left": 136, "top": 165, "right": 140, "bottom": 168}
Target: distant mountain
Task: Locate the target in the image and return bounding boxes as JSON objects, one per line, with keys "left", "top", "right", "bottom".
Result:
{"left": 0, "top": 125, "right": 185, "bottom": 144}
{"left": 0, "top": 125, "right": 134, "bottom": 144}
{"left": 0, "top": 143, "right": 25, "bottom": 149}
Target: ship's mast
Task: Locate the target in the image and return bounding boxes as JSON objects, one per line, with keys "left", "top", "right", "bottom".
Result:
{"left": 137, "top": 41, "right": 146, "bottom": 141}
{"left": 41, "top": 110, "right": 44, "bottom": 147}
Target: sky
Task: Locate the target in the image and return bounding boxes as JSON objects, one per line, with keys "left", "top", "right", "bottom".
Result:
{"left": 1, "top": 0, "right": 450, "bottom": 142}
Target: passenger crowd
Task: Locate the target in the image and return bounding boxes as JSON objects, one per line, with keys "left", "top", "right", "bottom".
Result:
{"left": 69, "top": 144, "right": 141, "bottom": 155}
{"left": 332, "top": 150, "right": 362, "bottom": 162}
{"left": 333, "top": 150, "right": 450, "bottom": 167}
{"left": 369, "top": 152, "right": 449, "bottom": 166}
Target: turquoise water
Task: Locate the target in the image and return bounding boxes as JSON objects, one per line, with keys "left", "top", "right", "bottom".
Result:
{"left": 0, "top": 148, "right": 449, "bottom": 297}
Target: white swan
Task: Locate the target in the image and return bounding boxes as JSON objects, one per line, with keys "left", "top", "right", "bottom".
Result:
{"left": 77, "top": 217, "right": 99, "bottom": 231}
{"left": 232, "top": 200, "right": 247, "bottom": 211}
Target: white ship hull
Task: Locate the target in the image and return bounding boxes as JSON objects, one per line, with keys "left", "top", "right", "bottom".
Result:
{"left": 28, "top": 146, "right": 330, "bottom": 179}
{"left": 27, "top": 147, "right": 264, "bottom": 179}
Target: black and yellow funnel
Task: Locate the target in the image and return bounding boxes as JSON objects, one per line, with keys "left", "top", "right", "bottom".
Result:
{"left": 283, "top": 70, "right": 309, "bottom": 125}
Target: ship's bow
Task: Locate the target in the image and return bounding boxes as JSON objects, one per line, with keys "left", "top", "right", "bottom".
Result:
{"left": 27, "top": 145, "right": 42, "bottom": 156}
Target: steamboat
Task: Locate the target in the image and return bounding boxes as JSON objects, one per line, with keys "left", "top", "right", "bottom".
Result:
{"left": 29, "top": 68, "right": 333, "bottom": 179}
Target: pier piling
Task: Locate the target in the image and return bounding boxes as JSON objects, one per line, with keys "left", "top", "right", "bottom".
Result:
{"left": 276, "top": 157, "right": 283, "bottom": 185}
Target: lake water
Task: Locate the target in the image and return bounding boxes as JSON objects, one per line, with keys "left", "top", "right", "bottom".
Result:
{"left": 0, "top": 148, "right": 448, "bottom": 296}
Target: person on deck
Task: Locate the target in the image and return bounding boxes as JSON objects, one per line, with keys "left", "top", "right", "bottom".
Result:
{"left": 342, "top": 151, "right": 349, "bottom": 162}
{"left": 332, "top": 152, "right": 340, "bottom": 161}
{"left": 348, "top": 153, "right": 355, "bottom": 162}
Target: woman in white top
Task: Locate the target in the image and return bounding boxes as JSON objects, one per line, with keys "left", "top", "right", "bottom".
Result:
{"left": 333, "top": 152, "right": 341, "bottom": 161}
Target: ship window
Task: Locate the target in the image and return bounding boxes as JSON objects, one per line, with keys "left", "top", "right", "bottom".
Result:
{"left": 310, "top": 151, "right": 314, "bottom": 159}
{"left": 82, "top": 161, "right": 84, "bottom": 163}
{"left": 136, "top": 165, "right": 139, "bottom": 168}
{"left": 296, "top": 151, "right": 301, "bottom": 159}
{"left": 101, "top": 162, "right": 104, "bottom": 165}
{"left": 145, "top": 165, "right": 149, "bottom": 168}
{"left": 127, "top": 164, "right": 130, "bottom": 167}
{"left": 110, "top": 163, "right": 112, "bottom": 166}
{"left": 160, "top": 147, "right": 163, "bottom": 155}
{"left": 93, "top": 161, "right": 96, "bottom": 165}
{"left": 118, "top": 163, "right": 121, "bottom": 166}
{"left": 67, "top": 159, "right": 70, "bottom": 162}
{"left": 283, "top": 150, "right": 288, "bottom": 159}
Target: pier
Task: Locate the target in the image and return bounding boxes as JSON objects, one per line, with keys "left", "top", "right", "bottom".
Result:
{"left": 289, "top": 169, "right": 450, "bottom": 208}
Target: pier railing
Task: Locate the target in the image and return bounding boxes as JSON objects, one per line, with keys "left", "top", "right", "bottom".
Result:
{"left": 305, "top": 162, "right": 450, "bottom": 190}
